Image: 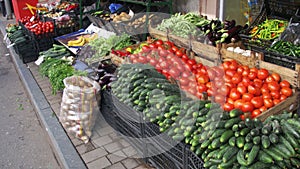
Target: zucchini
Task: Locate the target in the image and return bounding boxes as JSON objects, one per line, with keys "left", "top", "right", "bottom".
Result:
{"left": 220, "top": 130, "right": 234, "bottom": 143}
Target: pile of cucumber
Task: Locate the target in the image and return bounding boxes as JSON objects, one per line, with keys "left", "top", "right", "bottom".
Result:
{"left": 39, "top": 44, "right": 71, "bottom": 59}
{"left": 111, "top": 64, "right": 300, "bottom": 169}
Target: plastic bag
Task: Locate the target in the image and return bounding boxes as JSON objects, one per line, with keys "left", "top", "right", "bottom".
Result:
{"left": 60, "top": 76, "right": 100, "bottom": 143}
{"left": 274, "top": 11, "right": 300, "bottom": 46}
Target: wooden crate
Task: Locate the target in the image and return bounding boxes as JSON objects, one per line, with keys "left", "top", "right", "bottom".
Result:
{"left": 257, "top": 90, "right": 299, "bottom": 121}
{"left": 220, "top": 42, "right": 259, "bottom": 68}
{"left": 168, "top": 34, "right": 190, "bottom": 49}
{"left": 148, "top": 24, "right": 169, "bottom": 41}
{"left": 191, "top": 40, "right": 220, "bottom": 62}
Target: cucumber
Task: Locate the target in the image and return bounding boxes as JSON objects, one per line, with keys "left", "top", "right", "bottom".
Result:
{"left": 240, "top": 128, "right": 251, "bottom": 136}
{"left": 215, "top": 120, "right": 226, "bottom": 129}
{"left": 270, "top": 145, "right": 290, "bottom": 159}
{"left": 245, "top": 133, "right": 253, "bottom": 143}
{"left": 210, "top": 129, "right": 226, "bottom": 141}
{"left": 258, "top": 150, "right": 273, "bottom": 164}
{"left": 222, "top": 147, "right": 238, "bottom": 163}
{"left": 261, "top": 125, "right": 272, "bottom": 135}
{"left": 253, "top": 136, "right": 261, "bottom": 145}
{"left": 263, "top": 147, "right": 283, "bottom": 161}
{"left": 284, "top": 159, "right": 293, "bottom": 169}
{"left": 172, "top": 134, "right": 184, "bottom": 141}
{"left": 245, "top": 118, "right": 254, "bottom": 128}
{"left": 236, "top": 136, "right": 245, "bottom": 149}
{"left": 220, "top": 130, "right": 234, "bottom": 143}
{"left": 218, "top": 156, "right": 237, "bottom": 169}
{"left": 269, "top": 133, "right": 279, "bottom": 144}
{"left": 253, "top": 118, "right": 263, "bottom": 128}
{"left": 279, "top": 135, "right": 295, "bottom": 156}
{"left": 287, "top": 118, "right": 300, "bottom": 130}
{"left": 290, "top": 158, "right": 300, "bottom": 168}
{"left": 238, "top": 121, "right": 246, "bottom": 129}
{"left": 228, "top": 137, "right": 236, "bottom": 147}
{"left": 247, "top": 145, "right": 260, "bottom": 165}
{"left": 232, "top": 124, "right": 239, "bottom": 132}
{"left": 224, "top": 117, "right": 241, "bottom": 129}
{"left": 261, "top": 135, "right": 271, "bottom": 149}
{"left": 284, "top": 132, "right": 299, "bottom": 150}
{"left": 220, "top": 113, "right": 230, "bottom": 120}
{"left": 281, "top": 120, "right": 300, "bottom": 138}
{"left": 229, "top": 109, "right": 243, "bottom": 118}
{"left": 248, "top": 161, "right": 270, "bottom": 169}
{"left": 201, "top": 139, "right": 212, "bottom": 149}
{"left": 243, "top": 142, "right": 253, "bottom": 151}
{"left": 237, "top": 150, "right": 248, "bottom": 166}
{"left": 250, "top": 128, "right": 260, "bottom": 136}
{"left": 211, "top": 137, "right": 222, "bottom": 149}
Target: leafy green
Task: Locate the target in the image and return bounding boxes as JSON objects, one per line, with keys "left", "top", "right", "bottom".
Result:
{"left": 39, "top": 57, "right": 87, "bottom": 94}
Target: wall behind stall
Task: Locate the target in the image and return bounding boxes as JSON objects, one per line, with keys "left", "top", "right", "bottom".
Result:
{"left": 172, "top": 0, "right": 200, "bottom": 14}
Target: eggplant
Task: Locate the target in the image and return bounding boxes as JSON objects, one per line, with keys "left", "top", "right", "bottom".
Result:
{"left": 99, "top": 73, "right": 115, "bottom": 86}
{"left": 226, "top": 25, "right": 243, "bottom": 40}
{"left": 91, "top": 74, "right": 101, "bottom": 82}
{"left": 109, "top": 76, "right": 117, "bottom": 82}
{"left": 95, "top": 69, "right": 106, "bottom": 77}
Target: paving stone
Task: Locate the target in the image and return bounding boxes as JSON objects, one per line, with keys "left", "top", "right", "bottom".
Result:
{"left": 106, "top": 150, "right": 126, "bottom": 164}
{"left": 97, "top": 126, "right": 114, "bottom": 136}
{"left": 87, "top": 156, "right": 111, "bottom": 169}
{"left": 121, "top": 158, "right": 140, "bottom": 169}
{"left": 71, "top": 137, "right": 84, "bottom": 147}
{"left": 93, "top": 135, "right": 113, "bottom": 147}
{"left": 134, "top": 165, "right": 153, "bottom": 169}
{"left": 109, "top": 132, "right": 120, "bottom": 141}
{"left": 104, "top": 142, "right": 124, "bottom": 153}
{"left": 76, "top": 142, "right": 96, "bottom": 155}
{"left": 119, "top": 139, "right": 130, "bottom": 147}
{"left": 122, "top": 146, "right": 138, "bottom": 157}
{"left": 82, "top": 148, "right": 108, "bottom": 163}
{"left": 104, "top": 162, "right": 126, "bottom": 169}
{"left": 90, "top": 131, "right": 100, "bottom": 140}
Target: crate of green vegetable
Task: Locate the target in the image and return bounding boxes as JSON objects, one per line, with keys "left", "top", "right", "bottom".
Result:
{"left": 239, "top": 0, "right": 300, "bottom": 52}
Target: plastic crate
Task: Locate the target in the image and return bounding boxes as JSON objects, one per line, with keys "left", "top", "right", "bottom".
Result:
{"left": 144, "top": 122, "right": 186, "bottom": 167}
{"left": 263, "top": 51, "right": 300, "bottom": 70}
{"left": 240, "top": 0, "right": 300, "bottom": 52}
{"left": 185, "top": 146, "right": 205, "bottom": 169}
{"left": 100, "top": 91, "right": 118, "bottom": 130}
{"left": 146, "top": 143, "right": 183, "bottom": 169}
{"left": 13, "top": 40, "right": 39, "bottom": 63}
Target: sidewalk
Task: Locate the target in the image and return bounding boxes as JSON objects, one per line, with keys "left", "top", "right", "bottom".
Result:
{"left": 0, "top": 15, "right": 153, "bottom": 169}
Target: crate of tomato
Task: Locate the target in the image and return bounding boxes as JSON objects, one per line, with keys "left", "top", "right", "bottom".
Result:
{"left": 19, "top": 16, "right": 55, "bottom": 52}
{"left": 239, "top": 0, "right": 300, "bottom": 52}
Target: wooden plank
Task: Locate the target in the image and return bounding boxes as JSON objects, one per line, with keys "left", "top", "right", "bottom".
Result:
{"left": 191, "top": 40, "right": 220, "bottom": 61}
{"left": 220, "top": 48, "right": 258, "bottom": 68}
{"left": 169, "top": 34, "right": 190, "bottom": 49}
{"left": 148, "top": 25, "right": 169, "bottom": 41}
{"left": 257, "top": 91, "right": 299, "bottom": 121}
{"left": 194, "top": 56, "right": 216, "bottom": 67}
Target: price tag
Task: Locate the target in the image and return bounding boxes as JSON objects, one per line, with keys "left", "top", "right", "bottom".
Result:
{"left": 3, "top": 33, "right": 8, "bottom": 41}
{"left": 30, "top": 16, "right": 35, "bottom": 22}
{"left": 35, "top": 55, "right": 45, "bottom": 65}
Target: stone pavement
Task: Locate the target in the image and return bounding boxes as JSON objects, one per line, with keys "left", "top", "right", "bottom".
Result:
{"left": 27, "top": 63, "right": 152, "bottom": 169}
{"left": 0, "top": 15, "right": 154, "bottom": 169}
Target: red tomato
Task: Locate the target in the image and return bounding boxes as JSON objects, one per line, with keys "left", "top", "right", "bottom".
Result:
{"left": 207, "top": 88, "right": 216, "bottom": 97}
{"left": 222, "top": 61, "right": 231, "bottom": 70}
{"left": 171, "top": 46, "right": 179, "bottom": 52}
{"left": 273, "top": 99, "right": 281, "bottom": 105}
{"left": 197, "top": 83, "right": 208, "bottom": 93}
{"left": 229, "top": 88, "right": 241, "bottom": 101}
{"left": 271, "top": 73, "right": 281, "bottom": 82}
{"left": 250, "top": 67, "right": 258, "bottom": 73}
{"left": 268, "top": 81, "right": 280, "bottom": 91}
{"left": 181, "top": 71, "right": 191, "bottom": 78}
{"left": 227, "top": 98, "right": 235, "bottom": 105}
{"left": 218, "top": 85, "right": 230, "bottom": 96}
{"left": 232, "top": 73, "right": 242, "bottom": 84}
{"left": 263, "top": 92, "right": 272, "bottom": 99}
{"left": 160, "top": 61, "right": 169, "bottom": 69}
{"left": 234, "top": 99, "right": 244, "bottom": 110}
{"left": 264, "top": 98, "right": 274, "bottom": 108}
{"left": 281, "top": 87, "right": 293, "bottom": 97}
{"left": 214, "top": 94, "right": 226, "bottom": 104}
{"left": 242, "top": 102, "right": 254, "bottom": 113}
{"left": 169, "top": 68, "right": 180, "bottom": 78}
{"left": 229, "top": 60, "right": 239, "bottom": 70}
{"left": 237, "top": 66, "right": 244, "bottom": 74}
{"left": 240, "top": 114, "right": 245, "bottom": 120}
{"left": 280, "top": 80, "right": 291, "bottom": 88}
{"left": 225, "top": 82, "right": 236, "bottom": 89}
{"left": 248, "top": 71, "right": 257, "bottom": 80}
{"left": 251, "top": 97, "right": 264, "bottom": 108}
{"left": 261, "top": 84, "right": 270, "bottom": 94}
{"left": 181, "top": 54, "right": 189, "bottom": 61}
{"left": 155, "top": 39, "right": 163, "bottom": 46}
{"left": 223, "top": 103, "right": 234, "bottom": 111}
{"left": 280, "top": 94, "right": 287, "bottom": 101}
{"left": 142, "top": 45, "right": 151, "bottom": 53}
{"left": 197, "top": 75, "right": 209, "bottom": 84}
{"left": 242, "top": 93, "right": 254, "bottom": 102}
{"left": 242, "top": 77, "right": 251, "bottom": 86}
{"left": 164, "top": 41, "right": 174, "bottom": 48}
{"left": 257, "top": 68, "right": 269, "bottom": 80}
{"left": 214, "top": 67, "right": 225, "bottom": 77}
{"left": 270, "top": 90, "right": 281, "bottom": 99}
{"left": 259, "top": 106, "right": 267, "bottom": 112}
{"left": 224, "top": 75, "right": 232, "bottom": 83}
{"left": 226, "top": 70, "right": 236, "bottom": 77}
{"left": 242, "top": 69, "right": 250, "bottom": 77}
{"left": 237, "top": 85, "right": 247, "bottom": 95}
{"left": 251, "top": 109, "right": 261, "bottom": 119}
{"left": 159, "top": 49, "right": 169, "bottom": 57}
{"left": 149, "top": 43, "right": 157, "bottom": 49}
{"left": 214, "top": 79, "right": 225, "bottom": 88}
{"left": 175, "top": 50, "right": 183, "bottom": 58}
{"left": 253, "top": 79, "right": 263, "bottom": 88}
{"left": 149, "top": 58, "right": 158, "bottom": 66}
{"left": 265, "top": 76, "right": 275, "bottom": 83}
{"left": 248, "top": 85, "right": 261, "bottom": 96}
{"left": 179, "top": 77, "right": 190, "bottom": 86}
{"left": 207, "top": 68, "right": 216, "bottom": 79}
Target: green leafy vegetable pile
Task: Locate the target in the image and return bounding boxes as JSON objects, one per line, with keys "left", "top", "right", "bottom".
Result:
{"left": 39, "top": 57, "right": 87, "bottom": 94}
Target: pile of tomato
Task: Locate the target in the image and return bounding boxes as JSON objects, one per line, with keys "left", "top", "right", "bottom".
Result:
{"left": 19, "top": 16, "right": 54, "bottom": 36}
{"left": 127, "top": 39, "right": 293, "bottom": 119}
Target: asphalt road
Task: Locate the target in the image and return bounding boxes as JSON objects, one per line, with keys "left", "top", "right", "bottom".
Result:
{"left": 0, "top": 33, "right": 61, "bottom": 169}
